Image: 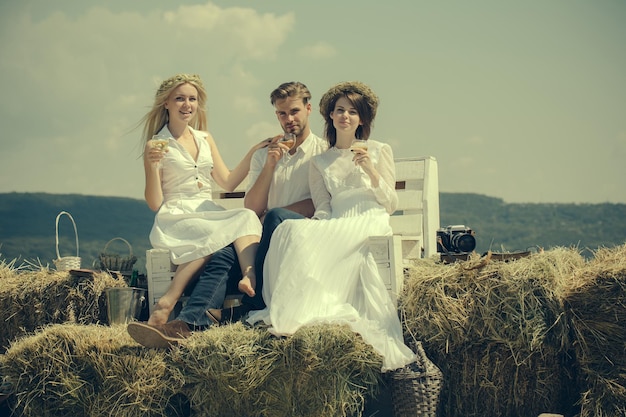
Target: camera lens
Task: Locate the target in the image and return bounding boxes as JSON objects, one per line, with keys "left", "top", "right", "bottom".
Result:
{"left": 451, "top": 233, "right": 476, "bottom": 253}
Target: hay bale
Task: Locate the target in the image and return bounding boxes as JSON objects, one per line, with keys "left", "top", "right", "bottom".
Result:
{"left": 0, "top": 262, "right": 127, "bottom": 352}
{"left": 265, "top": 323, "right": 382, "bottom": 417}
{"left": 4, "top": 245, "right": 624, "bottom": 416}
{"left": 400, "top": 247, "right": 585, "bottom": 417}
{"left": 1, "top": 322, "right": 383, "bottom": 417}
{"left": 171, "top": 322, "right": 383, "bottom": 417}
{"left": 169, "top": 322, "right": 277, "bottom": 417}
{"left": 0, "top": 324, "right": 185, "bottom": 417}
{"left": 564, "top": 243, "right": 626, "bottom": 417}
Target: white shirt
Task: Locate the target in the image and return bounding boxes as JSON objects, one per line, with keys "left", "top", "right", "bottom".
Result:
{"left": 309, "top": 140, "right": 398, "bottom": 220}
{"left": 247, "top": 133, "right": 327, "bottom": 209}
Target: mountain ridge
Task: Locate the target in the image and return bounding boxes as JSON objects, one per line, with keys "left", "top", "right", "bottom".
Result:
{"left": 1, "top": 192, "right": 624, "bottom": 272}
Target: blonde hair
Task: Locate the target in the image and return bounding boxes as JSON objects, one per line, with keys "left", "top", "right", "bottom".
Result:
{"left": 139, "top": 74, "right": 208, "bottom": 143}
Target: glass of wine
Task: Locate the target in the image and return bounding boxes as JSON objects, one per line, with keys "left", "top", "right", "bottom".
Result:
{"left": 149, "top": 134, "right": 171, "bottom": 166}
{"left": 278, "top": 132, "right": 296, "bottom": 155}
{"left": 350, "top": 139, "right": 368, "bottom": 171}
{"left": 350, "top": 139, "right": 368, "bottom": 152}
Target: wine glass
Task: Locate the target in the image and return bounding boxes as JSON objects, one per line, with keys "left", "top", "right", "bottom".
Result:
{"left": 350, "top": 139, "right": 368, "bottom": 171}
{"left": 278, "top": 132, "right": 296, "bottom": 156}
{"left": 149, "top": 134, "right": 171, "bottom": 166}
{"left": 350, "top": 139, "right": 368, "bottom": 153}
{"left": 150, "top": 134, "right": 170, "bottom": 152}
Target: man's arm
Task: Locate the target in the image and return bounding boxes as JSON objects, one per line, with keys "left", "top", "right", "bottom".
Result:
{"left": 244, "top": 163, "right": 274, "bottom": 217}
{"left": 282, "top": 199, "right": 316, "bottom": 218}
{"left": 244, "top": 136, "right": 283, "bottom": 217}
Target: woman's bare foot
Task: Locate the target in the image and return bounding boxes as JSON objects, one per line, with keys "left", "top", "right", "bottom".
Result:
{"left": 238, "top": 272, "right": 256, "bottom": 298}
{"left": 148, "top": 299, "right": 174, "bottom": 325}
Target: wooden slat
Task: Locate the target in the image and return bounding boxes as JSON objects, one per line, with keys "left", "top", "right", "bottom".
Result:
{"left": 219, "top": 191, "right": 246, "bottom": 199}
{"left": 211, "top": 156, "right": 438, "bottom": 254}
{"left": 396, "top": 190, "right": 423, "bottom": 211}
{"left": 390, "top": 213, "right": 423, "bottom": 235}
{"left": 394, "top": 159, "right": 425, "bottom": 180}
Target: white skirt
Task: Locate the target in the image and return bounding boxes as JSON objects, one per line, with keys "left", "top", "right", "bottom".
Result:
{"left": 247, "top": 213, "right": 415, "bottom": 371}
{"left": 149, "top": 198, "right": 261, "bottom": 265}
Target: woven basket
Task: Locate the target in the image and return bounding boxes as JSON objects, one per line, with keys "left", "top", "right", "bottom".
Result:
{"left": 53, "top": 211, "right": 81, "bottom": 271}
{"left": 98, "top": 237, "right": 137, "bottom": 274}
{"left": 391, "top": 341, "right": 443, "bottom": 417}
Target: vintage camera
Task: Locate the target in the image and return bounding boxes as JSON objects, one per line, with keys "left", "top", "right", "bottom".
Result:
{"left": 436, "top": 225, "right": 476, "bottom": 254}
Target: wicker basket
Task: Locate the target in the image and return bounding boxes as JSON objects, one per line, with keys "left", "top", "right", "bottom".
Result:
{"left": 391, "top": 341, "right": 443, "bottom": 417}
{"left": 98, "top": 237, "right": 137, "bottom": 274}
{"left": 53, "top": 211, "right": 81, "bottom": 271}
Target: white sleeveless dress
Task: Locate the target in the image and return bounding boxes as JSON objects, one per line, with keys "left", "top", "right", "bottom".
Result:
{"left": 149, "top": 126, "right": 261, "bottom": 265}
{"left": 247, "top": 141, "right": 415, "bottom": 371}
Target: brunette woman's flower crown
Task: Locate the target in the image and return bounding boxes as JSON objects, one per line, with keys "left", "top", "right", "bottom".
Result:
{"left": 319, "top": 81, "right": 379, "bottom": 119}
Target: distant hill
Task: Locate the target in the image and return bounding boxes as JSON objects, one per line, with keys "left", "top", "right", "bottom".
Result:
{"left": 1, "top": 192, "right": 625, "bottom": 272}
{"left": 439, "top": 193, "right": 626, "bottom": 256}
{"left": 0, "top": 192, "right": 155, "bottom": 272}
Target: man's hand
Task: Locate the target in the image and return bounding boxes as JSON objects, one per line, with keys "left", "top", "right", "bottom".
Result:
{"left": 265, "top": 134, "right": 284, "bottom": 168}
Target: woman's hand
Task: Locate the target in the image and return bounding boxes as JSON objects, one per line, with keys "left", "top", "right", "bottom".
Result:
{"left": 252, "top": 137, "right": 272, "bottom": 152}
{"left": 143, "top": 140, "right": 166, "bottom": 211}
{"left": 352, "top": 147, "right": 374, "bottom": 174}
{"left": 352, "top": 147, "right": 381, "bottom": 187}
{"left": 144, "top": 141, "right": 168, "bottom": 168}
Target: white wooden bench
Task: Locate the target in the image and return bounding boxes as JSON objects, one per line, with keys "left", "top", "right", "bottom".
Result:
{"left": 146, "top": 156, "right": 439, "bottom": 313}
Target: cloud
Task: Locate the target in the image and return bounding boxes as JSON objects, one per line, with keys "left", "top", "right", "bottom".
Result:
{"left": 300, "top": 42, "right": 337, "bottom": 60}
{"left": 1, "top": 1, "right": 624, "bottom": 204}
{"left": 230, "top": 95, "right": 261, "bottom": 115}
{"left": 246, "top": 121, "right": 280, "bottom": 141}
{"left": 163, "top": 3, "right": 294, "bottom": 59}
{"left": 0, "top": 2, "right": 293, "bottom": 197}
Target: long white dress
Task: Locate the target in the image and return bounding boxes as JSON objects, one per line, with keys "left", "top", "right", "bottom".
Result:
{"left": 247, "top": 140, "right": 416, "bottom": 371}
{"left": 149, "top": 126, "right": 261, "bottom": 265}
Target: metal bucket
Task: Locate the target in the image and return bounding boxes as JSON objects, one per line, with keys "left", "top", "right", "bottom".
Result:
{"left": 105, "top": 287, "right": 147, "bottom": 325}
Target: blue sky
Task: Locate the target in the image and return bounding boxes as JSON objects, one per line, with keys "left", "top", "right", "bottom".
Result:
{"left": 1, "top": 0, "right": 624, "bottom": 203}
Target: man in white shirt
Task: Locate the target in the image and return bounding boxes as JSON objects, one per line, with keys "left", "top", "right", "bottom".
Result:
{"left": 127, "top": 82, "right": 327, "bottom": 347}
{"left": 234, "top": 81, "right": 328, "bottom": 316}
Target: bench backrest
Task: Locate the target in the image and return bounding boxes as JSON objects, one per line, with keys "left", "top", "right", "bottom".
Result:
{"left": 212, "top": 156, "right": 440, "bottom": 258}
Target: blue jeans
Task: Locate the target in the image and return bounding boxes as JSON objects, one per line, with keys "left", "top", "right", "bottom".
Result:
{"left": 243, "top": 207, "right": 305, "bottom": 310}
{"left": 176, "top": 244, "right": 239, "bottom": 327}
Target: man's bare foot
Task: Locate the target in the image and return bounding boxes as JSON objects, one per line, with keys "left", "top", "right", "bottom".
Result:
{"left": 238, "top": 275, "right": 256, "bottom": 298}
{"left": 148, "top": 301, "right": 173, "bottom": 326}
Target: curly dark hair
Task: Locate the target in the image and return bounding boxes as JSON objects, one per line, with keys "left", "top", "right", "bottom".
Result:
{"left": 319, "top": 81, "right": 379, "bottom": 147}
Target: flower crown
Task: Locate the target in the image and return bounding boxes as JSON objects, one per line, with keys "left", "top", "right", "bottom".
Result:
{"left": 319, "top": 81, "right": 379, "bottom": 120}
{"left": 156, "top": 74, "right": 203, "bottom": 97}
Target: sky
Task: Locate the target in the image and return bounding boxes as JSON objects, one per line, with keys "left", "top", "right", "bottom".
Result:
{"left": 0, "top": 0, "right": 624, "bottom": 204}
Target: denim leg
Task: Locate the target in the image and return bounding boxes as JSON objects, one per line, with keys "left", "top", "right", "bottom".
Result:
{"left": 243, "top": 207, "right": 304, "bottom": 310}
{"left": 177, "top": 244, "right": 238, "bottom": 327}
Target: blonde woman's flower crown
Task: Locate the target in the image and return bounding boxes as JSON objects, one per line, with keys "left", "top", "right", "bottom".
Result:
{"left": 156, "top": 73, "right": 203, "bottom": 97}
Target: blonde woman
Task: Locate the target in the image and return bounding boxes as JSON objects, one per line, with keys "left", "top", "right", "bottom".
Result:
{"left": 128, "top": 74, "right": 268, "bottom": 343}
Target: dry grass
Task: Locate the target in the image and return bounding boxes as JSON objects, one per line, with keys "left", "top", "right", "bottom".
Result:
{"left": 0, "top": 322, "right": 382, "bottom": 417}
{"left": 172, "top": 322, "right": 382, "bottom": 417}
{"left": 0, "top": 260, "right": 127, "bottom": 353}
{"left": 564, "top": 244, "right": 626, "bottom": 417}
{"left": 1, "top": 324, "right": 185, "bottom": 416}
{"left": 1, "top": 245, "right": 626, "bottom": 417}
{"left": 400, "top": 247, "right": 586, "bottom": 417}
